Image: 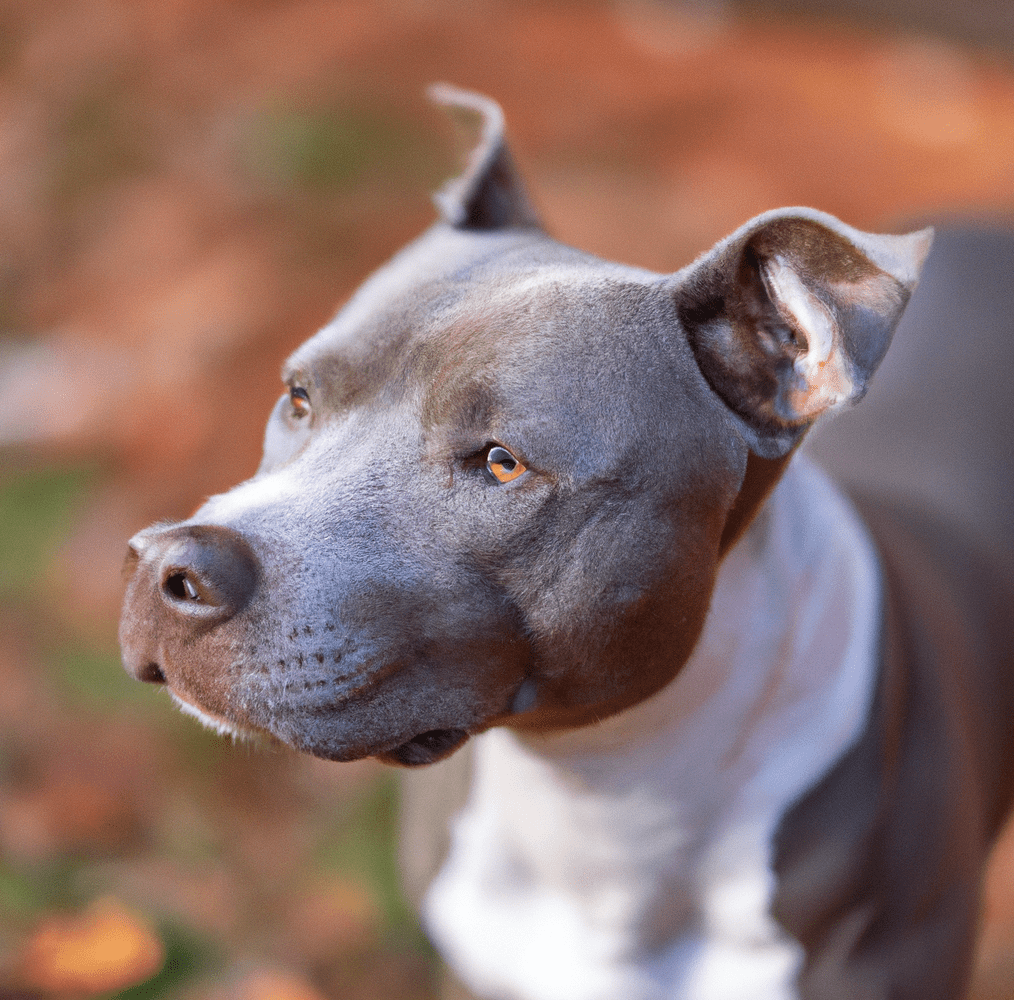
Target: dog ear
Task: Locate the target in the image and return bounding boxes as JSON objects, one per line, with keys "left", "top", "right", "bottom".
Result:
{"left": 676, "top": 209, "right": 933, "bottom": 458}
{"left": 429, "top": 83, "right": 543, "bottom": 231}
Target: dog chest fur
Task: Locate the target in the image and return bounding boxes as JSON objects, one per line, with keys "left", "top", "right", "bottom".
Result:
{"left": 421, "top": 457, "right": 880, "bottom": 1000}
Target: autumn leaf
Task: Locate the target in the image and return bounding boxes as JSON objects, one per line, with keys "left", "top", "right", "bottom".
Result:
{"left": 19, "top": 896, "right": 164, "bottom": 995}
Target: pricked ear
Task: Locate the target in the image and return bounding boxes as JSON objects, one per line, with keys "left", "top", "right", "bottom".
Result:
{"left": 676, "top": 208, "right": 933, "bottom": 458}
{"left": 428, "top": 83, "right": 542, "bottom": 232}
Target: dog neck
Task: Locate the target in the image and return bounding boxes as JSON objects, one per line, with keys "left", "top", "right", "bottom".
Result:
{"left": 424, "top": 454, "right": 882, "bottom": 1000}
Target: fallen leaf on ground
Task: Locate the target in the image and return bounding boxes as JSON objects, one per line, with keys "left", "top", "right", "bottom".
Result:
{"left": 19, "top": 896, "right": 164, "bottom": 995}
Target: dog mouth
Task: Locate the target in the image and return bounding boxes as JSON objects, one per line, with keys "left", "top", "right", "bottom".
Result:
{"left": 169, "top": 688, "right": 264, "bottom": 743}
{"left": 375, "top": 728, "right": 470, "bottom": 767}
{"left": 170, "top": 681, "right": 469, "bottom": 766}
{"left": 142, "top": 651, "right": 472, "bottom": 766}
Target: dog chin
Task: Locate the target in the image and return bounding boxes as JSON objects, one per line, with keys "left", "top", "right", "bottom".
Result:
{"left": 169, "top": 690, "right": 263, "bottom": 744}
{"left": 168, "top": 686, "right": 468, "bottom": 766}
{"left": 374, "top": 728, "right": 470, "bottom": 767}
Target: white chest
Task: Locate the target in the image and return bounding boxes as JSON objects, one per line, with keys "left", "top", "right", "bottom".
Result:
{"left": 424, "top": 459, "right": 881, "bottom": 1000}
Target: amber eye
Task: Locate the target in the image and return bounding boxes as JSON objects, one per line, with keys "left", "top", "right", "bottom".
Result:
{"left": 486, "top": 445, "right": 527, "bottom": 484}
{"left": 289, "top": 386, "right": 311, "bottom": 419}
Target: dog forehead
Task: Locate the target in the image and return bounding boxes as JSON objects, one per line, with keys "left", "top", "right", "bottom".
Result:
{"left": 290, "top": 225, "right": 552, "bottom": 365}
{"left": 414, "top": 269, "right": 681, "bottom": 424}
{"left": 290, "top": 231, "right": 676, "bottom": 400}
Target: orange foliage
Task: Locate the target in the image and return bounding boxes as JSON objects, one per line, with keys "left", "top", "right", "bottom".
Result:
{"left": 19, "top": 896, "right": 164, "bottom": 996}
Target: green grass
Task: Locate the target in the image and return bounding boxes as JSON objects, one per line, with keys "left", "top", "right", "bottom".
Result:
{"left": 0, "top": 465, "right": 96, "bottom": 601}
{"left": 51, "top": 78, "right": 153, "bottom": 206}
{"left": 0, "top": 862, "right": 50, "bottom": 922}
{"left": 315, "top": 774, "right": 418, "bottom": 940}
{"left": 240, "top": 104, "right": 432, "bottom": 194}
{"left": 0, "top": 856, "right": 88, "bottom": 924}
{"left": 54, "top": 645, "right": 165, "bottom": 710}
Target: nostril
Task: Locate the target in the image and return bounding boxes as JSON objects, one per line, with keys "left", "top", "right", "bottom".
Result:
{"left": 120, "top": 524, "right": 258, "bottom": 689}
{"left": 154, "top": 525, "right": 259, "bottom": 617}
{"left": 164, "top": 571, "right": 201, "bottom": 602}
{"left": 137, "top": 662, "right": 167, "bottom": 685}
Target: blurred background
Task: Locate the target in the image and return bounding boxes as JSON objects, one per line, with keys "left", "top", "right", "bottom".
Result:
{"left": 1, "top": 0, "right": 1013, "bottom": 997}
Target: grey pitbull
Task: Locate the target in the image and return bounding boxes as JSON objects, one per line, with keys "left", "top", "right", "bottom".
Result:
{"left": 120, "top": 87, "right": 1014, "bottom": 999}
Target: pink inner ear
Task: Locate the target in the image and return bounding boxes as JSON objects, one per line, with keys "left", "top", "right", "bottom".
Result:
{"left": 680, "top": 211, "right": 927, "bottom": 457}
{"left": 761, "top": 257, "right": 856, "bottom": 419}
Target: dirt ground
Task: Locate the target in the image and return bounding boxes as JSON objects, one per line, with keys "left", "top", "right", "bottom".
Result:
{"left": 2, "top": 1, "right": 1014, "bottom": 997}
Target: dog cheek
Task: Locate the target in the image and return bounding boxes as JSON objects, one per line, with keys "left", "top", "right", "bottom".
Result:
{"left": 287, "top": 579, "right": 532, "bottom": 748}
{"left": 514, "top": 498, "right": 723, "bottom": 724}
{"left": 349, "top": 578, "right": 531, "bottom": 689}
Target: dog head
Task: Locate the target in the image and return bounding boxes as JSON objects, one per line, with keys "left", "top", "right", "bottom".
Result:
{"left": 120, "top": 87, "right": 931, "bottom": 765}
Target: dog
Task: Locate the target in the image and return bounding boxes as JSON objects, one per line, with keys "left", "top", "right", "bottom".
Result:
{"left": 120, "top": 86, "right": 1014, "bottom": 999}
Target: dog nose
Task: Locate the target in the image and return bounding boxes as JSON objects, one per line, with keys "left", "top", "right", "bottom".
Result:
{"left": 130, "top": 524, "right": 258, "bottom": 614}
{"left": 120, "top": 523, "right": 260, "bottom": 684}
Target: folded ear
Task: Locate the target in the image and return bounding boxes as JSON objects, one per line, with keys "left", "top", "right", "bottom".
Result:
{"left": 675, "top": 209, "right": 933, "bottom": 458}
{"left": 428, "top": 83, "right": 543, "bottom": 232}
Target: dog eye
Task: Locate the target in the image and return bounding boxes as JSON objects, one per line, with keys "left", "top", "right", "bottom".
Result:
{"left": 486, "top": 445, "right": 527, "bottom": 484}
{"left": 289, "top": 386, "right": 311, "bottom": 419}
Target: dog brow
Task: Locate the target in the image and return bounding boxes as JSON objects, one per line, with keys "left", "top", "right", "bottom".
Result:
{"left": 281, "top": 362, "right": 308, "bottom": 386}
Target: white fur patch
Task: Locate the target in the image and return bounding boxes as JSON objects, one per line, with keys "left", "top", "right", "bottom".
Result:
{"left": 763, "top": 257, "right": 837, "bottom": 366}
{"left": 196, "top": 471, "right": 299, "bottom": 525}
{"left": 170, "top": 690, "right": 246, "bottom": 740}
{"left": 424, "top": 456, "right": 881, "bottom": 1000}
{"left": 761, "top": 256, "right": 855, "bottom": 416}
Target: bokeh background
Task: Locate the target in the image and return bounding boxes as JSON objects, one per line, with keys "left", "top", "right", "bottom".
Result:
{"left": 1, "top": 1, "right": 1014, "bottom": 997}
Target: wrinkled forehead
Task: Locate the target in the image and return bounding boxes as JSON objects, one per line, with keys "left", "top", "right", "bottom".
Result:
{"left": 283, "top": 225, "right": 672, "bottom": 412}
{"left": 285, "top": 224, "right": 549, "bottom": 379}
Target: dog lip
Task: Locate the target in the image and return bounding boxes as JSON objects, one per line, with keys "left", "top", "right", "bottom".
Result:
{"left": 375, "top": 728, "right": 470, "bottom": 767}
{"left": 147, "top": 527, "right": 259, "bottom": 619}
{"left": 168, "top": 687, "right": 266, "bottom": 743}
